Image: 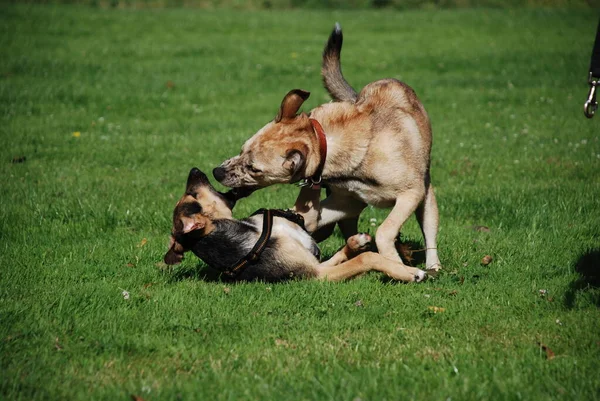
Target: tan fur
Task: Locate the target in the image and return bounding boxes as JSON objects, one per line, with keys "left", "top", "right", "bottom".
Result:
{"left": 166, "top": 168, "right": 427, "bottom": 283}
{"left": 214, "top": 28, "right": 441, "bottom": 272}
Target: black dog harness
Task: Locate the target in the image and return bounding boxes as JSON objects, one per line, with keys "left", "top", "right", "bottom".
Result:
{"left": 222, "top": 209, "right": 306, "bottom": 278}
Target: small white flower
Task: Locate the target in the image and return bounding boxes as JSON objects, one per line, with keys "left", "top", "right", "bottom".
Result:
{"left": 122, "top": 290, "right": 130, "bottom": 300}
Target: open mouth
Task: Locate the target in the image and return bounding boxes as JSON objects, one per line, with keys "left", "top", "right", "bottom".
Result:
{"left": 219, "top": 187, "right": 257, "bottom": 209}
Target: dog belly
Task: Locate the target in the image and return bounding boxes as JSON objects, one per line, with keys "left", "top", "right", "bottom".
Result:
{"left": 329, "top": 180, "right": 396, "bottom": 208}
{"left": 272, "top": 218, "right": 320, "bottom": 258}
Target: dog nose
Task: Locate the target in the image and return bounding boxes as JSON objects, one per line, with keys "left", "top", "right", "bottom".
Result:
{"left": 213, "top": 166, "right": 226, "bottom": 182}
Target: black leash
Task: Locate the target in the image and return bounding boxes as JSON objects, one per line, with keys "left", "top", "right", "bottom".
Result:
{"left": 584, "top": 18, "right": 600, "bottom": 118}
{"left": 222, "top": 209, "right": 306, "bottom": 278}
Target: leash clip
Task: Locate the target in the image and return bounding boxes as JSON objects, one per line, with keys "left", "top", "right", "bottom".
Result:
{"left": 297, "top": 176, "right": 321, "bottom": 189}
{"left": 584, "top": 72, "right": 598, "bottom": 118}
{"left": 297, "top": 178, "right": 310, "bottom": 188}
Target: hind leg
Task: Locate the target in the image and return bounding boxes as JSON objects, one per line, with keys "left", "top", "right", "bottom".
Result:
{"left": 338, "top": 217, "right": 359, "bottom": 240}
{"left": 311, "top": 216, "right": 360, "bottom": 243}
{"left": 315, "top": 251, "right": 426, "bottom": 282}
{"left": 319, "top": 233, "right": 372, "bottom": 267}
{"left": 375, "top": 187, "right": 424, "bottom": 263}
{"left": 416, "top": 181, "right": 441, "bottom": 271}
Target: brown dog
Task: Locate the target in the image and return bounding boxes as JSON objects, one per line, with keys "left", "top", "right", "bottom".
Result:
{"left": 213, "top": 24, "right": 441, "bottom": 274}
{"left": 164, "top": 168, "right": 426, "bottom": 282}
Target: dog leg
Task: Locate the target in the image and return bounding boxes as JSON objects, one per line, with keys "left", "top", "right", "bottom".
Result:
{"left": 317, "top": 193, "right": 366, "bottom": 230}
{"left": 375, "top": 187, "right": 424, "bottom": 262}
{"left": 338, "top": 217, "right": 359, "bottom": 240}
{"left": 293, "top": 186, "right": 321, "bottom": 233}
{"left": 311, "top": 223, "right": 336, "bottom": 243}
{"left": 316, "top": 251, "right": 426, "bottom": 282}
{"left": 416, "top": 181, "right": 441, "bottom": 271}
{"left": 309, "top": 217, "right": 359, "bottom": 243}
{"left": 320, "top": 233, "right": 372, "bottom": 267}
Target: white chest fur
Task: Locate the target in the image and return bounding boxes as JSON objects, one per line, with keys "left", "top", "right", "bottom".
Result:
{"left": 271, "top": 217, "right": 316, "bottom": 252}
{"left": 247, "top": 215, "right": 317, "bottom": 254}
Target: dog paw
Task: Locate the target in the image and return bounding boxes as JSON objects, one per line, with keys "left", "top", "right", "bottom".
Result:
{"left": 346, "top": 233, "right": 372, "bottom": 252}
{"left": 426, "top": 262, "right": 442, "bottom": 272}
{"left": 413, "top": 269, "right": 427, "bottom": 283}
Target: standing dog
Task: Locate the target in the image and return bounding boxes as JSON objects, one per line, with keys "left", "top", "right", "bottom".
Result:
{"left": 213, "top": 24, "right": 441, "bottom": 274}
{"left": 164, "top": 168, "right": 426, "bottom": 282}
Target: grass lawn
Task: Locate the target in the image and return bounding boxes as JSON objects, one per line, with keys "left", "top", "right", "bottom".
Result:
{"left": 1, "top": 4, "right": 599, "bottom": 400}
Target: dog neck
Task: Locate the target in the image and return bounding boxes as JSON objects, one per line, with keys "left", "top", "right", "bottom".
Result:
{"left": 308, "top": 103, "right": 370, "bottom": 180}
{"left": 301, "top": 118, "right": 327, "bottom": 189}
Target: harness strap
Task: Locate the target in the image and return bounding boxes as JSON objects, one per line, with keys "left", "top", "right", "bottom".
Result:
{"left": 223, "top": 209, "right": 273, "bottom": 278}
{"left": 222, "top": 209, "right": 306, "bottom": 278}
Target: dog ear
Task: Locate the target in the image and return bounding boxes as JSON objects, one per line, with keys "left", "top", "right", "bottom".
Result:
{"left": 276, "top": 89, "right": 310, "bottom": 122}
{"left": 180, "top": 215, "right": 207, "bottom": 234}
{"left": 283, "top": 148, "right": 306, "bottom": 180}
{"left": 164, "top": 236, "right": 186, "bottom": 265}
{"left": 186, "top": 167, "right": 209, "bottom": 192}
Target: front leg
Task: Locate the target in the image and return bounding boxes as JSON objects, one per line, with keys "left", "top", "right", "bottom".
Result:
{"left": 292, "top": 185, "right": 322, "bottom": 233}
{"left": 317, "top": 193, "right": 366, "bottom": 230}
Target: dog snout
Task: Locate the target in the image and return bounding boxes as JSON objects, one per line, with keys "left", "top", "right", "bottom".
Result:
{"left": 213, "top": 166, "right": 226, "bottom": 183}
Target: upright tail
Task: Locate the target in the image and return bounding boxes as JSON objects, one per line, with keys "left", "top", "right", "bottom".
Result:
{"left": 322, "top": 23, "right": 358, "bottom": 103}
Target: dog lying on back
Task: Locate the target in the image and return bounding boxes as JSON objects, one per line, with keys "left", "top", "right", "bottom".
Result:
{"left": 213, "top": 24, "right": 441, "bottom": 275}
{"left": 164, "top": 168, "right": 426, "bottom": 282}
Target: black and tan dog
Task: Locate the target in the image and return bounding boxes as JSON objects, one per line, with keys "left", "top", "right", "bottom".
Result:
{"left": 213, "top": 24, "right": 441, "bottom": 275}
{"left": 164, "top": 168, "right": 426, "bottom": 282}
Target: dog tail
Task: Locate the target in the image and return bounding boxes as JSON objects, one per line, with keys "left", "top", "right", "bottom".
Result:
{"left": 322, "top": 23, "right": 358, "bottom": 103}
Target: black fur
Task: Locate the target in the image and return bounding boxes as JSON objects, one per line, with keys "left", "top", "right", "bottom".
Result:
{"left": 180, "top": 218, "right": 313, "bottom": 282}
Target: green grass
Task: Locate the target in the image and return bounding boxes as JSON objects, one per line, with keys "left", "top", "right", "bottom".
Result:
{"left": 1, "top": 4, "right": 600, "bottom": 400}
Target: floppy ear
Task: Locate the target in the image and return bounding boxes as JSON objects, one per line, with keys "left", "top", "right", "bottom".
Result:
{"left": 164, "top": 236, "right": 186, "bottom": 265}
{"left": 276, "top": 89, "right": 310, "bottom": 123}
{"left": 283, "top": 148, "right": 306, "bottom": 181}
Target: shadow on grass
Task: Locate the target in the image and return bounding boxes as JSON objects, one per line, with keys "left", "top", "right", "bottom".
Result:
{"left": 168, "top": 263, "right": 228, "bottom": 283}
{"left": 166, "top": 239, "right": 429, "bottom": 284}
{"left": 564, "top": 249, "right": 600, "bottom": 308}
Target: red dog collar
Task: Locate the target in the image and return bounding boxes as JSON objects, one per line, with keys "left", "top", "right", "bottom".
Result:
{"left": 299, "top": 118, "right": 327, "bottom": 189}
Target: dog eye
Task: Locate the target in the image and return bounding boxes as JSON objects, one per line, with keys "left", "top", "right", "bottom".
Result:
{"left": 247, "top": 164, "right": 262, "bottom": 174}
